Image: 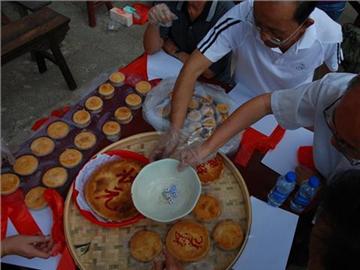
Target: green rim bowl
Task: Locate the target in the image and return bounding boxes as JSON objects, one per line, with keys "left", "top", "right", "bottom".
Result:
{"left": 131, "top": 158, "right": 201, "bottom": 223}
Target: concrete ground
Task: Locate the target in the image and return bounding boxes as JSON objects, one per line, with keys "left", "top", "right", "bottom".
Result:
{"left": 0, "top": 2, "right": 358, "bottom": 269}
{"left": 1, "top": 1, "right": 146, "bottom": 151}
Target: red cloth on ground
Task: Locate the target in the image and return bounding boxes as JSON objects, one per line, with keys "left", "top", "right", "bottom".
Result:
{"left": 1, "top": 189, "right": 42, "bottom": 239}
{"left": 31, "top": 106, "right": 70, "bottom": 131}
{"left": 119, "top": 54, "right": 148, "bottom": 85}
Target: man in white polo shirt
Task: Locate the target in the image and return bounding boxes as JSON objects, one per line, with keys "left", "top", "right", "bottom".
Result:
{"left": 197, "top": 0, "right": 342, "bottom": 97}
{"left": 177, "top": 73, "right": 360, "bottom": 181}
{"left": 149, "top": 1, "right": 343, "bottom": 161}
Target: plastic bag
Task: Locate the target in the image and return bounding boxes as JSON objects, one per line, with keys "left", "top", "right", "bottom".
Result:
{"left": 143, "top": 78, "right": 240, "bottom": 155}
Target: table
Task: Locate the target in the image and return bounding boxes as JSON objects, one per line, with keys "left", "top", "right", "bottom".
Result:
{"left": 2, "top": 58, "right": 314, "bottom": 270}
{"left": 1, "top": 7, "right": 77, "bottom": 90}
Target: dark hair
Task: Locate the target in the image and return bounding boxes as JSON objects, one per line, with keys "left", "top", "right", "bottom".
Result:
{"left": 294, "top": 1, "right": 317, "bottom": 24}
{"left": 323, "top": 169, "right": 360, "bottom": 270}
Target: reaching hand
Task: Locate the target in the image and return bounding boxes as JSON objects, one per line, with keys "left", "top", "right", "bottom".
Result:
{"left": 148, "top": 3, "right": 177, "bottom": 26}
{"left": 177, "top": 143, "right": 213, "bottom": 171}
{"left": 149, "top": 127, "right": 186, "bottom": 162}
{"left": 163, "top": 38, "right": 179, "bottom": 56}
{"left": 2, "top": 235, "right": 54, "bottom": 259}
{"left": 152, "top": 249, "right": 183, "bottom": 270}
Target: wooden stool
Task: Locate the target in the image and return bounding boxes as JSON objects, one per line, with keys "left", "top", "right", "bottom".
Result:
{"left": 86, "top": 1, "right": 113, "bottom": 27}
{"left": 1, "top": 7, "right": 77, "bottom": 90}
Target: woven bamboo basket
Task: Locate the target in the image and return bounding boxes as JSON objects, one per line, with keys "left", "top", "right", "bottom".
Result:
{"left": 64, "top": 131, "right": 252, "bottom": 270}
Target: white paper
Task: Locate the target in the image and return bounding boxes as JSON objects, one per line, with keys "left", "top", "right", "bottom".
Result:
{"left": 228, "top": 85, "right": 278, "bottom": 136}
{"left": 233, "top": 197, "right": 298, "bottom": 270}
{"left": 261, "top": 128, "right": 314, "bottom": 175}
{"left": 2, "top": 207, "right": 61, "bottom": 270}
{"left": 147, "top": 49, "right": 183, "bottom": 80}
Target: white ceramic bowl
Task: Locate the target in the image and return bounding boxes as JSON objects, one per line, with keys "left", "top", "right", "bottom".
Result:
{"left": 131, "top": 158, "right": 201, "bottom": 223}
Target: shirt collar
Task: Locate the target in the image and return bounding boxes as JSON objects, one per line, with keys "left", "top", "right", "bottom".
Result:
{"left": 296, "top": 20, "right": 317, "bottom": 50}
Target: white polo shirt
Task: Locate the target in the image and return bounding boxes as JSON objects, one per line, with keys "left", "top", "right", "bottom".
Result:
{"left": 197, "top": 0, "right": 343, "bottom": 98}
{"left": 271, "top": 73, "right": 360, "bottom": 181}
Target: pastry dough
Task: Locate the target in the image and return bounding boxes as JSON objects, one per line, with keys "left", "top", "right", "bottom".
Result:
{"left": 74, "top": 131, "right": 97, "bottom": 150}
{"left": 109, "top": 71, "right": 125, "bottom": 86}
{"left": 130, "top": 230, "right": 162, "bottom": 262}
{"left": 166, "top": 220, "right": 210, "bottom": 262}
{"left": 59, "top": 149, "right": 83, "bottom": 168}
{"left": 125, "top": 94, "right": 142, "bottom": 110}
{"left": 135, "top": 81, "right": 152, "bottom": 96}
{"left": 114, "top": 106, "right": 133, "bottom": 124}
{"left": 102, "top": 121, "right": 121, "bottom": 141}
{"left": 42, "top": 167, "right": 68, "bottom": 188}
{"left": 85, "top": 159, "right": 144, "bottom": 221}
{"left": 212, "top": 220, "right": 244, "bottom": 251}
{"left": 98, "top": 83, "right": 115, "bottom": 99}
{"left": 193, "top": 194, "right": 221, "bottom": 222}
{"left": 25, "top": 186, "right": 47, "bottom": 210}
{"left": 47, "top": 121, "right": 70, "bottom": 140}
{"left": 196, "top": 155, "right": 224, "bottom": 184}
{"left": 85, "top": 96, "right": 103, "bottom": 113}
{"left": 1, "top": 173, "right": 20, "bottom": 195}
{"left": 216, "top": 103, "right": 229, "bottom": 115}
{"left": 13, "top": 155, "right": 39, "bottom": 176}
{"left": 72, "top": 110, "right": 91, "bottom": 128}
{"left": 30, "top": 136, "right": 55, "bottom": 157}
{"left": 188, "top": 98, "right": 199, "bottom": 110}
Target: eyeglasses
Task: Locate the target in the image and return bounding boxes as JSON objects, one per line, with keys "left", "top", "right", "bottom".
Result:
{"left": 323, "top": 96, "right": 360, "bottom": 166}
{"left": 245, "top": 6, "right": 304, "bottom": 47}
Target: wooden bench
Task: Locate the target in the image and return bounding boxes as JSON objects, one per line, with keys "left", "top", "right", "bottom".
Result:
{"left": 349, "top": 1, "right": 360, "bottom": 26}
{"left": 1, "top": 7, "right": 77, "bottom": 90}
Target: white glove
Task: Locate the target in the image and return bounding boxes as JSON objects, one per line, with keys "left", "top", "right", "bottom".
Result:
{"left": 148, "top": 3, "right": 177, "bottom": 27}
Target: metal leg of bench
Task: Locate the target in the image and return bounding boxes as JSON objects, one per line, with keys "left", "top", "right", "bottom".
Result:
{"left": 355, "top": 15, "right": 360, "bottom": 27}
{"left": 87, "top": 1, "right": 96, "bottom": 27}
{"left": 32, "top": 51, "right": 47, "bottom": 73}
{"left": 50, "top": 42, "right": 77, "bottom": 90}
{"left": 105, "top": 1, "right": 113, "bottom": 10}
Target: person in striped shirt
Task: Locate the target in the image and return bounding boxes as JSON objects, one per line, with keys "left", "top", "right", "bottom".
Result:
{"left": 150, "top": 1, "right": 344, "bottom": 162}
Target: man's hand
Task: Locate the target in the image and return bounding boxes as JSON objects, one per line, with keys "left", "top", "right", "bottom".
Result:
{"left": 152, "top": 249, "right": 183, "bottom": 270}
{"left": 163, "top": 38, "right": 179, "bottom": 56}
{"left": 148, "top": 3, "right": 177, "bottom": 26}
{"left": 2, "top": 235, "right": 54, "bottom": 259}
{"left": 149, "top": 127, "right": 187, "bottom": 162}
{"left": 174, "top": 52, "right": 190, "bottom": 63}
{"left": 177, "top": 143, "right": 213, "bottom": 171}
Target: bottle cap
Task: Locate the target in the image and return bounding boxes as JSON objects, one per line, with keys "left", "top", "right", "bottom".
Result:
{"left": 309, "top": 176, "right": 320, "bottom": 188}
{"left": 285, "top": 171, "right": 297, "bottom": 182}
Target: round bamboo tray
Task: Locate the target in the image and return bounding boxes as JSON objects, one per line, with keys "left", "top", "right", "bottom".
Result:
{"left": 64, "top": 131, "right": 252, "bottom": 270}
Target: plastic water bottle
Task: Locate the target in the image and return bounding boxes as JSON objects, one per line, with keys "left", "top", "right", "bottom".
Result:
{"left": 267, "top": 171, "right": 297, "bottom": 207}
{"left": 290, "top": 176, "right": 320, "bottom": 213}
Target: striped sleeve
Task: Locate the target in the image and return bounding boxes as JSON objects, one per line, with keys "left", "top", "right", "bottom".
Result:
{"left": 197, "top": 14, "right": 243, "bottom": 63}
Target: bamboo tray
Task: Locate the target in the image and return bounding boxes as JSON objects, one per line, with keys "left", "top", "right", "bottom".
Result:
{"left": 64, "top": 132, "right": 252, "bottom": 270}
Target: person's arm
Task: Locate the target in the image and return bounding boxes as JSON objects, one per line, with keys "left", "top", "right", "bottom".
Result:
{"left": 170, "top": 50, "right": 213, "bottom": 129}
{"left": 144, "top": 3, "right": 176, "bottom": 54}
{"left": 314, "top": 64, "right": 331, "bottom": 80}
{"left": 177, "top": 93, "right": 272, "bottom": 169}
{"left": 143, "top": 23, "right": 164, "bottom": 54}
{"left": 162, "top": 40, "right": 216, "bottom": 79}
{"left": 1, "top": 235, "right": 54, "bottom": 259}
{"left": 202, "top": 93, "right": 272, "bottom": 156}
